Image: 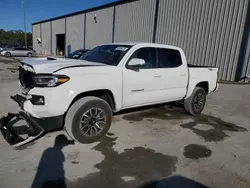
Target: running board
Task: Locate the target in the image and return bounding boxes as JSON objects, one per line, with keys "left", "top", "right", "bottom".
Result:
{"left": 0, "top": 112, "right": 44, "bottom": 148}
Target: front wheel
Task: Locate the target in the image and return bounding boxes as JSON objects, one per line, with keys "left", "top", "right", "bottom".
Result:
{"left": 5, "top": 52, "right": 11, "bottom": 57}
{"left": 27, "top": 53, "right": 32, "bottom": 57}
{"left": 65, "top": 96, "right": 112, "bottom": 143}
{"left": 184, "top": 87, "right": 206, "bottom": 115}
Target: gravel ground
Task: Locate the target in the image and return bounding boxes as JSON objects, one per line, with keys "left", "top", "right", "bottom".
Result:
{"left": 0, "top": 56, "right": 20, "bottom": 80}
{"left": 0, "top": 77, "right": 250, "bottom": 187}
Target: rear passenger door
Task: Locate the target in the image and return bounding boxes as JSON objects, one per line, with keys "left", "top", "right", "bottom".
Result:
{"left": 20, "top": 48, "right": 29, "bottom": 56}
{"left": 13, "top": 48, "right": 23, "bottom": 56}
{"left": 156, "top": 48, "right": 188, "bottom": 101}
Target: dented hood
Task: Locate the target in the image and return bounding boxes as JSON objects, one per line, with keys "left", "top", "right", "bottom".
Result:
{"left": 21, "top": 57, "right": 106, "bottom": 73}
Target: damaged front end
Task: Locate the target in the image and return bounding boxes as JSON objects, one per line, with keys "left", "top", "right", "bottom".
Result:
{"left": 0, "top": 65, "right": 44, "bottom": 147}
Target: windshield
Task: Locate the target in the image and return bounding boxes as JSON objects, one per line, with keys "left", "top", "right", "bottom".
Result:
{"left": 68, "top": 50, "right": 82, "bottom": 58}
{"left": 68, "top": 49, "right": 89, "bottom": 59}
{"left": 80, "top": 45, "right": 132, "bottom": 66}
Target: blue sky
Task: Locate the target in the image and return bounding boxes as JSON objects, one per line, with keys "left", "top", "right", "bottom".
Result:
{"left": 0, "top": 0, "right": 117, "bottom": 32}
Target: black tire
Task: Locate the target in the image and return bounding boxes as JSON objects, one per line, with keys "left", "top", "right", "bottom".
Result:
{"left": 184, "top": 87, "right": 206, "bottom": 115}
{"left": 5, "top": 52, "right": 11, "bottom": 57}
{"left": 65, "top": 96, "right": 112, "bottom": 143}
{"left": 27, "top": 53, "right": 32, "bottom": 57}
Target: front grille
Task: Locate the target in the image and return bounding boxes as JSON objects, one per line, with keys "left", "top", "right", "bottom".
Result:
{"left": 19, "top": 67, "right": 35, "bottom": 89}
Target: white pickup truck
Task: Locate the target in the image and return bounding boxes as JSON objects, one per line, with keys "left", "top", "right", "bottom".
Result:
{"left": 0, "top": 42, "right": 218, "bottom": 146}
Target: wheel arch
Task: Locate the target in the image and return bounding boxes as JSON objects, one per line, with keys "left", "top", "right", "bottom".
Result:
{"left": 185, "top": 81, "right": 209, "bottom": 99}
{"left": 68, "top": 89, "right": 116, "bottom": 112}
{"left": 196, "top": 81, "right": 209, "bottom": 93}
{"left": 5, "top": 52, "right": 11, "bottom": 56}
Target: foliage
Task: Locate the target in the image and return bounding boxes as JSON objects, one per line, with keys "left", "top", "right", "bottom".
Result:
{"left": 0, "top": 29, "right": 32, "bottom": 46}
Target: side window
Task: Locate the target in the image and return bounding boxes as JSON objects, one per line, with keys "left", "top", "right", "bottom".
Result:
{"left": 157, "top": 48, "right": 182, "bottom": 68}
{"left": 20, "top": 48, "right": 28, "bottom": 51}
{"left": 16, "top": 47, "right": 25, "bottom": 51}
{"left": 129, "top": 47, "right": 157, "bottom": 68}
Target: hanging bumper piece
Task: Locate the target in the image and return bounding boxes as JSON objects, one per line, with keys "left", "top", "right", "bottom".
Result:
{"left": 0, "top": 94, "right": 45, "bottom": 147}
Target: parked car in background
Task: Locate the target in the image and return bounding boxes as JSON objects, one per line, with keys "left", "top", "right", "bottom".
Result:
{"left": 0, "top": 47, "right": 36, "bottom": 57}
{"left": 67, "top": 49, "right": 89, "bottom": 59}
{"left": 0, "top": 45, "right": 13, "bottom": 52}
{"left": 0, "top": 45, "right": 5, "bottom": 52}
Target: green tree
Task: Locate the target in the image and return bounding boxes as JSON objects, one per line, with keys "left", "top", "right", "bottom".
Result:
{"left": 0, "top": 29, "right": 32, "bottom": 46}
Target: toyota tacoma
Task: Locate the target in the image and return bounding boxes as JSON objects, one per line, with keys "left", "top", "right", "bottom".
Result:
{"left": 0, "top": 43, "right": 218, "bottom": 147}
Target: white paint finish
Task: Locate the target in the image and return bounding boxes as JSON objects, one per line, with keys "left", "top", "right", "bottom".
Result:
{"left": 85, "top": 7, "right": 113, "bottom": 49}
{"left": 66, "top": 14, "right": 84, "bottom": 55}
{"left": 121, "top": 43, "right": 188, "bottom": 108}
{"left": 185, "top": 67, "right": 218, "bottom": 99}
{"left": 19, "top": 43, "right": 218, "bottom": 118}
{"left": 24, "top": 86, "right": 74, "bottom": 118}
{"left": 20, "top": 57, "right": 106, "bottom": 73}
{"left": 41, "top": 22, "right": 51, "bottom": 54}
{"left": 52, "top": 18, "right": 65, "bottom": 54}
{"left": 32, "top": 24, "right": 42, "bottom": 54}
{"left": 122, "top": 67, "right": 162, "bottom": 107}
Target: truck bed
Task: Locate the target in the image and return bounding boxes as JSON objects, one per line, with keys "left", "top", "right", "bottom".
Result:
{"left": 188, "top": 66, "right": 218, "bottom": 94}
{"left": 187, "top": 64, "right": 215, "bottom": 68}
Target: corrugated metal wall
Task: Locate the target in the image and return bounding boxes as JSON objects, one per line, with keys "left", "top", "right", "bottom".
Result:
{"left": 242, "top": 34, "right": 250, "bottom": 78}
{"left": 32, "top": 0, "right": 249, "bottom": 81}
{"left": 66, "top": 14, "right": 85, "bottom": 55}
{"left": 41, "top": 22, "right": 51, "bottom": 54}
{"left": 247, "top": 56, "right": 250, "bottom": 77}
{"left": 156, "top": 0, "right": 249, "bottom": 81}
{"left": 52, "top": 18, "right": 65, "bottom": 54}
{"left": 32, "top": 24, "right": 42, "bottom": 54}
{"left": 85, "top": 7, "right": 113, "bottom": 49}
{"left": 114, "top": 0, "right": 156, "bottom": 42}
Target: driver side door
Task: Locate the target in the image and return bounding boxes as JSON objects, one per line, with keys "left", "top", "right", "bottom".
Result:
{"left": 122, "top": 47, "right": 162, "bottom": 108}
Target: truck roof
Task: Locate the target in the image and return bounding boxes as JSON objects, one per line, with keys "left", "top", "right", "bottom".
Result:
{"left": 103, "top": 42, "right": 182, "bottom": 51}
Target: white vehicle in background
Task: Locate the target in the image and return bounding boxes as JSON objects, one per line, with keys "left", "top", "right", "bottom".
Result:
{"left": 0, "top": 42, "right": 218, "bottom": 146}
{"left": 0, "top": 47, "right": 36, "bottom": 57}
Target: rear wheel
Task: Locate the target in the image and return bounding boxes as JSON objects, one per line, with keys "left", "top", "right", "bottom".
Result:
{"left": 27, "top": 53, "right": 32, "bottom": 57}
{"left": 65, "top": 96, "right": 112, "bottom": 143}
{"left": 5, "top": 52, "right": 11, "bottom": 57}
{"left": 184, "top": 87, "right": 206, "bottom": 115}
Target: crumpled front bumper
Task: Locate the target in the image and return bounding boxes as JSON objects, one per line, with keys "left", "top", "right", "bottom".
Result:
{"left": 0, "top": 112, "right": 44, "bottom": 147}
{"left": 0, "top": 95, "right": 44, "bottom": 147}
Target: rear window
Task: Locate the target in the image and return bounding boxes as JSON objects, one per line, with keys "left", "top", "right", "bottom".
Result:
{"left": 157, "top": 48, "right": 182, "bottom": 68}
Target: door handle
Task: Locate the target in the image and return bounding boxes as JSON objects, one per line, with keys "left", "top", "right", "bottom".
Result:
{"left": 153, "top": 74, "right": 161, "bottom": 78}
{"left": 180, "top": 74, "right": 186, "bottom": 76}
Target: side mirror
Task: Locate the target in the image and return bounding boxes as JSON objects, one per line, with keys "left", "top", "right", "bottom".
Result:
{"left": 128, "top": 58, "right": 145, "bottom": 68}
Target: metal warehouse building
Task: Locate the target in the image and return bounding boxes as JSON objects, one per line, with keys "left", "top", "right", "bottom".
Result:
{"left": 32, "top": 0, "right": 250, "bottom": 81}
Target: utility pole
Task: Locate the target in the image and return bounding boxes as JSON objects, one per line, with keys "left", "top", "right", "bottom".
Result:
{"left": 22, "top": 0, "right": 27, "bottom": 47}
